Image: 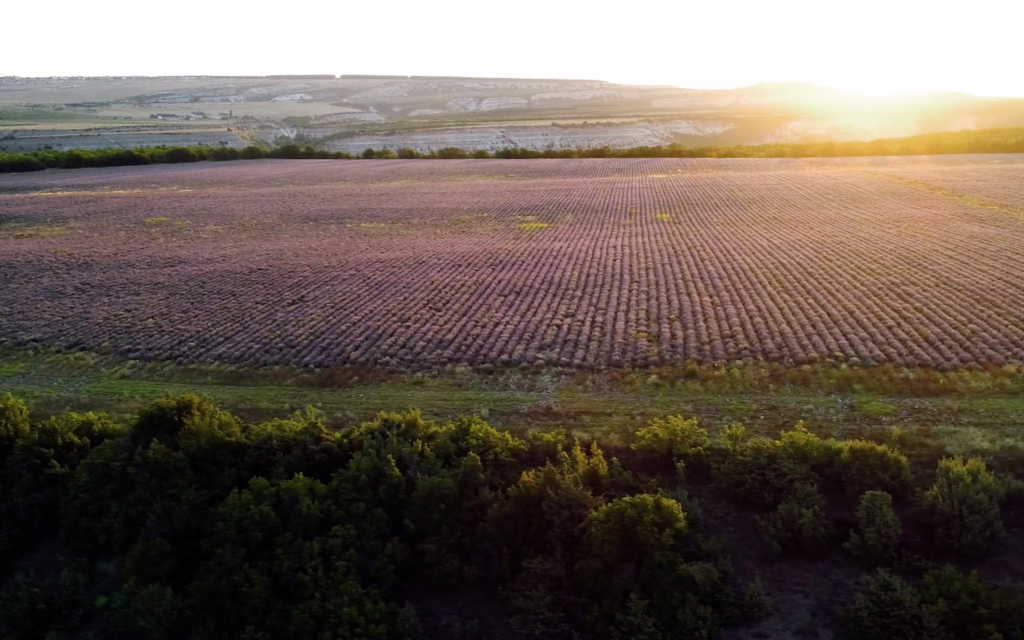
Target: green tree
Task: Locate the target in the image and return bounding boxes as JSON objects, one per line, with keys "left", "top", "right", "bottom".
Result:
{"left": 561, "top": 439, "right": 609, "bottom": 490}
{"left": 845, "top": 490, "right": 901, "bottom": 564}
{"left": 579, "top": 494, "right": 687, "bottom": 583}
{"left": 921, "top": 457, "right": 1006, "bottom": 556}
{"left": 1, "top": 411, "right": 123, "bottom": 571}
{"left": 487, "top": 464, "right": 600, "bottom": 574}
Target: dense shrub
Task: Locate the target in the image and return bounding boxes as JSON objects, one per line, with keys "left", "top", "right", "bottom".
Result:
{"left": 435, "top": 147, "right": 470, "bottom": 159}
{"left": 209, "top": 146, "right": 242, "bottom": 161}
{"left": 60, "top": 150, "right": 87, "bottom": 169}
{"left": 0, "top": 393, "right": 30, "bottom": 458}
{"left": 162, "top": 147, "right": 199, "bottom": 163}
{"left": 841, "top": 570, "right": 945, "bottom": 640}
{"left": 757, "top": 483, "right": 832, "bottom": 557}
{"left": 741, "top": 577, "right": 774, "bottom": 622}
{"left": 838, "top": 440, "right": 912, "bottom": 498}
{"left": 577, "top": 494, "right": 736, "bottom": 638}
{"left": 844, "top": 490, "right": 901, "bottom": 564}
{"left": 919, "top": 565, "right": 1024, "bottom": 640}
{"left": 842, "top": 566, "right": 1024, "bottom": 640}
{"left": 716, "top": 422, "right": 748, "bottom": 452}
{"left": 560, "top": 440, "right": 609, "bottom": 490}
{"left": 3, "top": 391, "right": 1021, "bottom": 638}
{"left": 0, "top": 566, "right": 92, "bottom": 640}
{"left": 241, "top": 145, "right": 267, "bottom": 159}
{"left": 776, "top": 422, "right": 842, "bottom": 473}
{"left": 130, "top": 392, "right": 242, "bottom": 450}
{"left": 921, "top": 457, "right": 1007, "bottom": 556}
{"left": 0, "top": 409, "right": 123, "bottom": 572}
{"left": 4, "top": 126, "right": 1024, "bottom": 174}
{"left": 578, "top": 494, "right": 687, "bottom": 582}
{"left": 0, "top": 153, "right": 46, "bottom": 172}
{"left": 93, "top": 584, "right": 183, "bottom": 640}
{"left": 486, "top": 463, "right": 601, "bottom": 575}
{"left": 715, "top": 436, "right": 810, "bottom": 507}
{"left": 633, "top": 415, "right": 710, "bottom": 459}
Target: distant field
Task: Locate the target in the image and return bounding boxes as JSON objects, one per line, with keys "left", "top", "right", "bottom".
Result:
{"left": 2, "top": 155, "right": 1024, "bottom": 371}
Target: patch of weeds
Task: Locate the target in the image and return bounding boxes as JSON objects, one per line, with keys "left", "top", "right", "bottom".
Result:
{"left": 859, "top": 399, "right": 897, "bottom": 418}
{"left": 10, "top": 225, "right": 69, "bottom": 239}
{"left": 935, "top": 426, "right": 1024, "bottom": 457}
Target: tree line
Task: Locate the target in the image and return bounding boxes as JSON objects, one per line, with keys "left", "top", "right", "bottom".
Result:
{"left": 2, "top": 127, "right": 1024, "bottom": 173}
{"left": 1, "top": 392, "right": 1023, "bottom": 639}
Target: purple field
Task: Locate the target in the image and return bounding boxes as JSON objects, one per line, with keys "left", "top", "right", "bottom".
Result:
{"left": 2, "top": 155, "right": 1024, "bottom": 370}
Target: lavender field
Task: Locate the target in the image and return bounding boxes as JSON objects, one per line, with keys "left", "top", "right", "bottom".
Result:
{"left": 2, "top": 155, "right": 1024, "bottom": 371}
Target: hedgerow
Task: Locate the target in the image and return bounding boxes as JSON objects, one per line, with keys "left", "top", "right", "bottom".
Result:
{"left": 4, "top": 126, "right": 1024, "bottom": 173}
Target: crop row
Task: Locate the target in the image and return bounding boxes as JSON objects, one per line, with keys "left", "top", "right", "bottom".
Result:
{"left": 2, "top": 157, "right": 1024, "bottom": 370}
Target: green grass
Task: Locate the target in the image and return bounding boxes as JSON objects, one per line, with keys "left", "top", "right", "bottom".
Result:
{"left": 2, "top": 348, "right": 1023, "bottom": 458}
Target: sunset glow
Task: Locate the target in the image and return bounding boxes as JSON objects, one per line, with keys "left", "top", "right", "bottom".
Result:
{"left": 5, "top": 0, "right": 1023, "bottom": 97}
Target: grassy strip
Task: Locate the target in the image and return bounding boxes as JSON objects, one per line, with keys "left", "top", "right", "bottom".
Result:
{"left": 3, "top": 127, "right": 1024, "bottom": 173}
{"left": 2, "top": 349, "right": 1023, "bottom": 458}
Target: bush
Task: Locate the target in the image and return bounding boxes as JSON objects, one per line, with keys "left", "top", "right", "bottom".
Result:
{"left": 0, "top": 154, "right": 45, "bottom": 172}
{"left": 94, "top": 584, "right": 182, "bottom": 640}
{"left": 0, "top": 566, "right": 91, "bottom": 639}
{"left": 577, "top": 494, "right": 687, "bottom": 591}
{"left": 716, "top": 437, "right": 810, "bottom": 507}
{"left": 561, "top": 440, "right": 609, "bottom": 490}
{"left": 841, "top": 570, "right": 945, "bottom": 640}
{"left": 845, "top": 491, "right": 901, "bottom": 564}
{"left": 436, "top": 147, "right": 470, "bottom": 159}
{"left": 777, "top": 422, "right": 842, "bottom": 473}
{"left": 241, "top": 145, "right": 266, "bottom": 159}
{"left": 717, "top": 422, "right": 748, "bottom": 452}
{"left": 741, "top": 576, "right": 774, "bottom": 622}
{"left": 109, "top": 149, "right": 150, "bottom": 166}
{"left": 633, "top": 415, "right": 710, "bottom": 460}
{"left": 209, "top": 146, "right": 242, "bottom": 161}
{"left": 921, "top": 457, "right": 1006, "bottom": 556}
{"left": 578, "top": 494, "right": 737, "bottom": 638}
{"left": 919, "top": 565, "right": 1024, "bottom": 640}
{"left": 60, "top": 150, "right": 87, "bottom": 169}
{"left": 487, "top": 464, "right": 600, "bottom": 574}
{"left": 130, "top": 392, "right": 242, "bottom": 451}
{"left": 0, "top": 393, "right": 30, "bottom": 458}
{"left": 757, "top": 483, "right": 832, "bottom": 557}
{"left": 162, "top": 147, "right": 199, "bottom": 163}
{"left": 839, "top": 440, "right": 911, "bottom": 497}
{"left": 0, "top": 410, "right": 122, "bottom": 571}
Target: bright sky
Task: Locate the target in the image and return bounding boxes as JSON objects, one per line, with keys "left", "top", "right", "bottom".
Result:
{"left": 5, "top": 0, "right": 1024, "bottom": 97}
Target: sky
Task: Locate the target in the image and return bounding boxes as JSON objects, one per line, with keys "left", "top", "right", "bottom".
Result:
{"left": 5, "top": 0, "right": 1024, "bottom": 97}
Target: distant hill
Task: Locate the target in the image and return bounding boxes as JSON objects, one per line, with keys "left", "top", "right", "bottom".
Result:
{"left": 2, "top": 76, "right": 1022, "bottom": 153}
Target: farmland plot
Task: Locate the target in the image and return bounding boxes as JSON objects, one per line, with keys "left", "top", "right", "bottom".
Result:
{"left": 2, "top": 155, "right": 1024, "bottom": 370}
